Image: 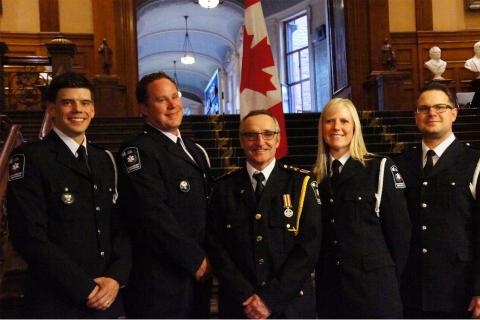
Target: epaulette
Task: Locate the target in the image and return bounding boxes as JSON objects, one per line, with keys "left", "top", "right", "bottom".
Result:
{"left": 464, "top": 141, "right": 472, "bottom": 148}
{"left": 215, "top": 167, "right": 242, "bottom": 181}
{"left": 280, "top": 163, "right": 311, "bottom": 174}
{"left": 87, "top": 141, "right": 108, "bottom": 151}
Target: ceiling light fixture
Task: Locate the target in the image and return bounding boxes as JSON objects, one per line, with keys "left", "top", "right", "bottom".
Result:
{"left": 181, "top": 15, "right": 195, "bottom": 65}
{"left": 173, "top": 60, "right": 180, "bottom": 86}
{"left": 194, "top": 0, "right": 223, "bottom": 9}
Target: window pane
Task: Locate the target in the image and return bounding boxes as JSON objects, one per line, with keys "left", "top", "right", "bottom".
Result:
{"left": 301, "top": 80, "right": 312, "bottom": 112}
{"left": 300, "top": 48, "right": 310, "bottom": 81}
{"left": 288, "top": 83, "right": 301, "bottom": 113}
{"left": 287, "top": 52, "right": 300, "bottom": 83}
{"left": 285, "top": 15, "right": 308, "bottom": 53}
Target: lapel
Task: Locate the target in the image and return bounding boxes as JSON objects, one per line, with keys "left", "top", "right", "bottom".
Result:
{"left": 44, "top": 131, "right": 91, "bottom": 179}
{"left": 428, "top": 139, "right": 461, "bottom": 177}
{"left": 145, "top": 125, "right": 198, "bottom": 168}
{"left": 259, "top": 162, "right": 288, "bottom": 208}
{"left": 334, "top": 157, "right": 363, "bottom": 190}
{"left": 237, "top": 168, "right": 257, "bottom": 213}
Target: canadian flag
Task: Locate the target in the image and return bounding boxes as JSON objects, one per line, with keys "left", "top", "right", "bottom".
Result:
{"left": 240, "top": 0, "right": 288, "bottom": 158}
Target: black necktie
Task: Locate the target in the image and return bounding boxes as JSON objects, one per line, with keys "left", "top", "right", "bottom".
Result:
{"left": 423, "top": 149, "right": 436, "bottom": 177}
{"left": 331, "top": 159, "right": 342, "bottom": 188}
{"left": 253, "top": 172, "right": 265, "bottom": 202}
{"left": 77, "top": 145, "right": 90, "bottom": 173}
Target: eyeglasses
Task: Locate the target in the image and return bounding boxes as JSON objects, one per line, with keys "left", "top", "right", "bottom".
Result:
{"left": 416, "top": 104, "right": 454, "bottom": 114}
{"left": 240, "top": 131, "right": 279, "bottom": 141}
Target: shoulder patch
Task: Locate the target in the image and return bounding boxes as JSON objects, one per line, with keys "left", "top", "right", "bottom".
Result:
{"left": 8, "top": 154, "right": 25, "bottom": 181}
{"left": 121, "top": 147, "right": 141, "bottom": 173}
{"left": 309, "top": 180, "right": 321, "bottom": 205}
{"left": 390, "top": 165, "right": 406, "bottom": 189}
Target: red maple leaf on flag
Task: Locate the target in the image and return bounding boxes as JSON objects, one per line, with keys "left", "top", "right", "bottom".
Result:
{"left": 240, "top": 26, "right": 277, "bottom": 95}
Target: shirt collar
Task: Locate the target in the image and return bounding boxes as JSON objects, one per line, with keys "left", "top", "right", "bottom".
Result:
{"left": 147, "top": 121, "right": 182, "bottom": 143}
{"left": 53, "top": 127, "right": 87, "bottom": 156}
{"left": 329, "top": 152, "right": 350, "bottom": 168}
{"left": 246, "top": 159, "right": 276, "bottom": 184}
{"left": 422, "top": 133, "right": 455, "bottom": 159}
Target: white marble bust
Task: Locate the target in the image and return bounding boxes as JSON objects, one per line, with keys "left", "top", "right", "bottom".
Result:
{"left": 465, "top": 41, "right": 480, "bottom": 78}
{"left": 425, "top": 46, "right": 447, "bottom": 80}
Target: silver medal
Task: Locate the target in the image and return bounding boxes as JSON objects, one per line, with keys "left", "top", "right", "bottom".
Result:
{"left": 179, "top": 180, "right": 190, "bottom": 192}
{"left": 61, "top": 192, "right": 75, "bottom": 205}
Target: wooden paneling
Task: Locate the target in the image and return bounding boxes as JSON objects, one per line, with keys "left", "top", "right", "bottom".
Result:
{"left": 328, "top": 0, "right": 349, "bottom": 96}
{"left": 391, "top": 30, "right": 480, "bottom": 107}
{"left": 0, "top": 32, "right": 95, "bottom": 79}
{"left": 39, "top": 0, "right": 60, "bottom": 32}
{"left": 415, "top": 0, "right": 433, "bottom": 31}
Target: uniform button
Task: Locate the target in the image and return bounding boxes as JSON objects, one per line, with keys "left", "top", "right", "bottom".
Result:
{"left": 97, "top": 229, "right": 102, "bottom": 234}
{"left": 203, "top": 173, "right": 207, "bottom": 178}
{"left": 286, "top": 224, "right": 291, "bottom": 228}
{"left": 421, "top": 203, "right": 427, "bottom": 208}
{"left": 100, "top": 251, "right": 105, "bottom": 257}
{"left": 422, "top": 225, "right": 427, "bottom": 231}
{"left": 226, "top": 224, "right": 232, "bottom": 229}
{"left": 93, "top": 184, "right": 98, "bottom": 190}
{"left": 96, "top": 206, "right": 101, "bottom": 212}
{"left": 108, "top": 188, "right": 113, "bottom": 192}
{"left": 256, "top": 235, "right": 263, "bottom": 242}
{"left": 450, "top": 182, "right": 456, "bottom": 186}
{"left": 255, "top": 213, "right": 262, "bottom": 220}
{"left": 333, "top": 240, "right": 338, "bottom": 245}
{"left": 422, "top": 181, "right": 428, "bottom": 186}
{"left": 261, "top": 281, "right": 267, "bottom": 286}
{"left": 422, "top": 248, "right": 428, "bottom": 254}
{"left": 299, "top": 290, "right": 304, "bottom": 296}
{"left": 258, "top": 258, "right": 264, "bottom": 265}
{"left": 330, "top": 218, "right": 335, "bottom": 224}
{"left": 206, "top": 195, "right": 210, "bottom": 200}
{"left": 329, "top": 198, "right": 334, "bottom": 203}
{"left": 357, "top": 196, "right": 362, "bottom": 201}
{"left": 64, "top": 187, "right": 69, "bottom": 191}
{"left": 336, "top": 260, "right": 340, "bottom": 266}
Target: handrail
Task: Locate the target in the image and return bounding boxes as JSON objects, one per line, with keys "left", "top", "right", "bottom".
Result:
{"left": 0, "top": 123, "right": 24, "bottom": 236}
{"left": 39, "top": 110, "right": 53, "bottom": 140}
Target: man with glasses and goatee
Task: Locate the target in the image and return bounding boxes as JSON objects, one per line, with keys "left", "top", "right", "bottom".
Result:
{"left": 396, "top": 82, "right": 480, "bottom": 318}
{"left": 206, "top": 110, "right": 322, "bottom": 319}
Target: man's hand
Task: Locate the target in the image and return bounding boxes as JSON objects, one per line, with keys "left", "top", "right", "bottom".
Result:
{"left": 468, "top": 296, "right": 480, "bottom": 318}
{"left": 86, "top": 277, "right": 120, "bottom": 311}
{"left": 195, "top": 258, "right": 210, "bottom": 281}
{"left": 242, "top": 294, "right": 271, "bottom": 319}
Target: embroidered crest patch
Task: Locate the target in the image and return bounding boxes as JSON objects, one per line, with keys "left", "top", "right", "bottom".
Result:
{"left": 390, "top": 165, "right": 406, "bottom": 189}
{"left": 8, "top": 154, "right": 25, "bottom": 181}
{"left": 121, "top": 147, "right": 141, "bottom": 173}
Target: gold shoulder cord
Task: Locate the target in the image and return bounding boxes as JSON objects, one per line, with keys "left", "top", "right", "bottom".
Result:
{"left": 289, "top": 175, "right": 311, "bottom": 236}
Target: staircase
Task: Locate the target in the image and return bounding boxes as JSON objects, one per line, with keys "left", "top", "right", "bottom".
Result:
{"left": 4, "top": 109, "right": 480, "bottom": 177}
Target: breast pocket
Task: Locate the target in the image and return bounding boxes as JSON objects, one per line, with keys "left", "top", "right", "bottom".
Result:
{"left": 441, "top": 179, "right": 472, "bottom": 218}
{"left": 268, "top": 197, "right": 297, "bottom": 253}
{"left": 342, "top": 192, "right": 377, "bottom": 222}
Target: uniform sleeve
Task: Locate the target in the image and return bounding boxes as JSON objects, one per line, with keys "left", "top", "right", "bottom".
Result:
{"left": 205, "top": 183, "right": 256, "bottom": 305}
{"left": 7, "top": 151, "right": 96, "bottom": 304}
{"left": 117, "top": 145, "right": 205, "bottom": 276}
{"left": 258, "top": 176, "right": 322, "bottom": 313}
{"left": 379, "top": 158, "right": 412, "bottom": 277}
{"left": 104, "top": 159, "right": 132, "bottom": 286}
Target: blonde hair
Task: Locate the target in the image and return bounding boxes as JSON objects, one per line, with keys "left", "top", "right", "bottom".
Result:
{"left": 313, "top": 98, "right": 371, "bottom": 182}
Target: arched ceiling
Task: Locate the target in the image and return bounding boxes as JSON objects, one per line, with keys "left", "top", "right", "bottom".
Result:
{"left": 137, "top": 0, "right": 244, "bottom": 100}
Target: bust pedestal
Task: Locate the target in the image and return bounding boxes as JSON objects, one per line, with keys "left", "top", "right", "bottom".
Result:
{"left": 365, "top": 71, "right": 410, "bottom": 111}
{"left": 471, "top": 79, "right": 480, "bottom": 109}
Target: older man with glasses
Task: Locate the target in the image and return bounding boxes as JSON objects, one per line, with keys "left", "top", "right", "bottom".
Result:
{"left": 395, "top": 82, "right": 480, "bottom": 318}
{"left": 206, "top": 110, "right": 322, "bottom": 319}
